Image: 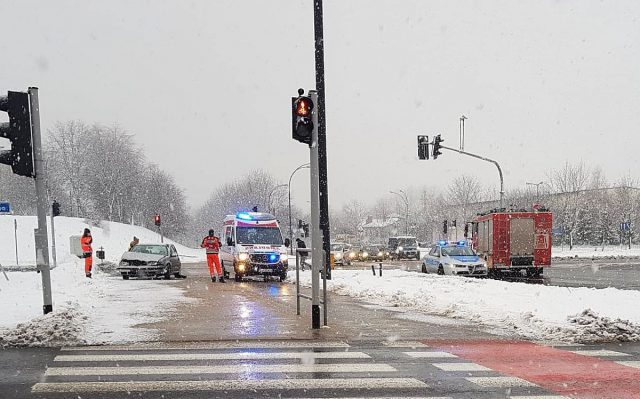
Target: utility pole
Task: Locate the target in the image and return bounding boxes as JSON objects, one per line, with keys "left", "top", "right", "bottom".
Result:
{"left": 314, "top": 0, "right": 331, "bottom": 281}
{"left": 309, "top": 90, "right": 321, "bottom": 329}
{"left": 30, "top": 87, "right": 53, "bottom": 314}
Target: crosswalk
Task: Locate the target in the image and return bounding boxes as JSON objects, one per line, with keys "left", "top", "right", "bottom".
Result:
{"left": 32, "top": 341, "right": 429, "bottom": 398}
{"left": 32, "top": 340, "right": 640, "bottom": 398}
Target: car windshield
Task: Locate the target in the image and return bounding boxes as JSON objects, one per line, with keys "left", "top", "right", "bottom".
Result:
{"left": 441, "top": 246, "right": 476, "bottom": 256}
{"left": 130, "top": 245, "right": 168, "bottom": 256}
{"left": 398, "top": 238, "right": 416, "bottom": 247}
{"left": 236, "top": 226, "right": 283, "bottom": 245}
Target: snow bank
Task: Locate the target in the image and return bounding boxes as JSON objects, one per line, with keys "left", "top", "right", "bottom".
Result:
{"left": 0, "top": 215, "right": 205, "bottom": 266}
{"left": 553, "top": 245, "right": 640, "bottom": 259}
{"left": 293, "top": 269, "right": 640, "bottom": 343}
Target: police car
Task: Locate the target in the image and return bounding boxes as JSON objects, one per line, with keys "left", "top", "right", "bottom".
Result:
{"left": 420, "top": 240, "right": 487, "bottom": 277}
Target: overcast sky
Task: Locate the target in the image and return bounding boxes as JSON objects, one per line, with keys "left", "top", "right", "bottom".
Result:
{"left": 1, "top": 0, "right": 639, "bottom": 212}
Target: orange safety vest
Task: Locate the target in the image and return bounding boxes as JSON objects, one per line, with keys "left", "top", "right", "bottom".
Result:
{"left": 201, "top": 236, "right": 221, "bottom": 254}
{"left": 81, "top": 236, "right": 93, "bottom": 253}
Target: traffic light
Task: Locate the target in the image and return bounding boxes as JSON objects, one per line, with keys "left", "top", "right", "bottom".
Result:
{"left": 417, "top": 135, "right": 429, "bottom": 160}
{"left": 464, "top": 223, "right": 469, "bottom": 238}
{"left": 52, "top": 200, "right": 61, "bottom": 217}
{"left": 0, "top": 91, "right": 35, "bottom": 177}
{"left": 154, "top": 214, "right": 161, "bottom": 226}
{"left": 443, "top": 220, "right": 448, "bottom": 235}
{"left": 452, "top": 219, "right": 457, "bottom": 228}
{"left": 432, "top": 134, "right": 443, "bottom": 160}
{"left": 291, "top": 88, "right": 314, "bottom": 146}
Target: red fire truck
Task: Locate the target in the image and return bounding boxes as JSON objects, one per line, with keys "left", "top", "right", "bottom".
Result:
{"left": 471, "top": 209, "right": 552, "bottom": 277}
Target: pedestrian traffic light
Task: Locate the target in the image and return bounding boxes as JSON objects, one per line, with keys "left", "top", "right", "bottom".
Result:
{"left": 0, "top": 91, "right": 35, "bottom": 178}
{"left": 432, "top": 134, "right": 443, "bottom": 160}
{"left": 443, "top": 220, "right": 448, "bottom": 235}
{"left": 154, "top": 214, "right": 161, "bottom": 226}
{"left": 292, "top": 88, "right": 314, "bottom": 146}
{"left": 52, "top": 200, "right": 60, "bottom": 217}
{"left": 417, "top": 135, "right": 429, "bottom": 160}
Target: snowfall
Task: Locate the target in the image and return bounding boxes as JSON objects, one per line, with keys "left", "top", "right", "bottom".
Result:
{"left": 0, "top": 215, "right": 205, "bottom": 348}
{"left": 2, "top": 215, "right": 640, "bottom": 347}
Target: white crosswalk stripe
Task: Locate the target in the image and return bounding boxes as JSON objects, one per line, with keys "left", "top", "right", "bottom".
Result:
{"left": 35, "top": 342, "right": 429, "bottom": 395}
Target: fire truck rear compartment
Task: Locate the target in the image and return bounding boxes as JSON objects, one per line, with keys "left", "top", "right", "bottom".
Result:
{"left": 509, "top": 218, "right": 535, "bottom": 266}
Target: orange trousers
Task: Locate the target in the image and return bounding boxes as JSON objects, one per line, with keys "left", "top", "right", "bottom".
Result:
{"left": 84, "top": 254, "right": 93, "bottom": 274}
{"left": 206, "top": 253, "right": 222, "bottom": 277}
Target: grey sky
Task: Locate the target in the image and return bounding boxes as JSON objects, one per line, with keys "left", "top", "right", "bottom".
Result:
{"left": 1, "top": 0, "right": 639, "bottom": 212}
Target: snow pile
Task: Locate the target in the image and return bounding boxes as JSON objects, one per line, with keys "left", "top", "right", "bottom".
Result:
{"left": 0, "top": 215, "right": 205, "bottom": 267}
{"left": 553, "top": 245, "right": 640, "bottom": 259}
{"left": 293, "top": 269, "right": 640, "bottom": 343}
{"left": 0, "top": 305, "right": 86, "bottom": 348}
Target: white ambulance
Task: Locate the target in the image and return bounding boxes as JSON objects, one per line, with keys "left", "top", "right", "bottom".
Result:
{"left": 219, "top": 212, "right": 290, "bottom": 282}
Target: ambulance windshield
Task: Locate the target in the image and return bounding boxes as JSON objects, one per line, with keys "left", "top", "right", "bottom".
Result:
{"left": 236, "top": 226, "right": 283, "bottom": 245}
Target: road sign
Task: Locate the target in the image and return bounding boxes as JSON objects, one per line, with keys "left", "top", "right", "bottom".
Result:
{"left": 620, "top": 222, "right": 631, "bottom": 231}
{"left": 0, "top": 201, "right": 10, "bottom": 214}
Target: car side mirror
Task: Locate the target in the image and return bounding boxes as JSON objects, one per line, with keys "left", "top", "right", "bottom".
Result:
{"left": 226, "top": 237, "right": 233, "bottom": 246}
{"left": 284, "top": 238, "right": 291, "bottom": 247}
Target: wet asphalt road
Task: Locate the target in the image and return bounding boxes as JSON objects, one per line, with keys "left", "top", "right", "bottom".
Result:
{"left": 364, "top": 258, "right": 640, "bottom": 291}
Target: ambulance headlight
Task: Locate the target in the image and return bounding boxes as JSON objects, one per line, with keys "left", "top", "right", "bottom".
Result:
{"left": 238, "top": 253, "right": 249, "bottom": 261}
{"left": 238, "top": 263, "right": 246, "bottom": 271}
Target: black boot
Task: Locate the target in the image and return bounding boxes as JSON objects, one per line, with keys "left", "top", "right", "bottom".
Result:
{"left": 211, "top": 276, "right": 216, "bottom": 282}
{"left": 219, "top": 276, "right": 225, "bottom": 283}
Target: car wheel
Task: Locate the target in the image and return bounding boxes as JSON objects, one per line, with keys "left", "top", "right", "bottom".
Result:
{"left": 122, "top": 274, "right": 129, "bottom": 280}
{"left": 279, "top": 272, "right": 287, "bottom": 282}
{"left": 163, "top": 265, "right": 172, "bottom": 280}
{"left": 421, "top": 263, "right": 427, "bottom": 273}
{"left": 234, "top": 273, "right": 242, "bottom": 282}
{"left": 437, "top": 265, "right": 445, "bottom": 275}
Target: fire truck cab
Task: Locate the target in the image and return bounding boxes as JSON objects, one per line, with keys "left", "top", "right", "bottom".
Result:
{"left": 471, "top": 209, "right": 552, "bottom": 277}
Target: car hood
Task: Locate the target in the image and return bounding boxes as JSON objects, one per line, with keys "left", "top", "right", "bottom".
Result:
{"left": 448, "top": 255, "right": 482, "bottom": 263}
{"left": 121, "top": 252, "right": 165, "bottom": 262}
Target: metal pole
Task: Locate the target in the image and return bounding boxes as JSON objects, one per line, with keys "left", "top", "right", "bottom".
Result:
{"left": 296, "top": 250, "right": 300, "bottom": 315}
{"left": 14, "top": 218, "right": 18, "bottom": 266}
{"left": 29, "top": 87, "right": 53, "bottom": 314}
{"left": 314, "top": 0, "right": 332, "bottom": 281}
{"left": 288, "top": 164, "right": 309, "bottom": 255}
{"left": 440, "top": 145, "right": 504, "bottom": 209}
{"left": 322, "top": 250, "right": 327, "bottom": 326}
{"left": 50, "top": 212, "right": 57, "bottom": 269}
{"left": 309, "top": 90, "right": 321, "bottom": 329}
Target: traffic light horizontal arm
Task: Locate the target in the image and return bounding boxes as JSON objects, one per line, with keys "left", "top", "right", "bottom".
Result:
{"left": 439, "top": 144, "right": 504, "bottom": 207}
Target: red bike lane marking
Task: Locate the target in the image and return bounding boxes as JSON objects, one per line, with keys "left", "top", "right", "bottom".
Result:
{"left": 424, "top": 340, "right": 640, "bottom": 399}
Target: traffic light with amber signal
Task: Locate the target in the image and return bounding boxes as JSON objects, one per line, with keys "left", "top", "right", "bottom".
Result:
{"left": 291, "top": 88, "right": 314, "bottom": 146}
{"left": 154, "top": 214, "right": 161, "bottom": 227}
{"left": 0, "top": 91, "right": 35, "bottom": 178}
{"left": 432, "top": 134, "right": 443, "bottom": 160}
{"left": 417, "top": 135, "right": 429, "bottom": 160}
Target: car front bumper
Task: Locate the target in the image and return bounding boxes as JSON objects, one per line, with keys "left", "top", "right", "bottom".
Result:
{"left": 447, "top": 264, "right": 487, "bottom": 276}
{"left": 117, "top": 266, "right": 165, "bottom": 277}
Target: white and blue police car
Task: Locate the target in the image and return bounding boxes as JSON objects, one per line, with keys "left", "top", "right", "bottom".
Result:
{"left": 419, "top": 240, "right": 487, "bottom": 277}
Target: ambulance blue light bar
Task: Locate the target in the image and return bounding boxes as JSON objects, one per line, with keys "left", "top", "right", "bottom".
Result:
{"left": 237, "top": 212, "right": 253, "bottom": 220}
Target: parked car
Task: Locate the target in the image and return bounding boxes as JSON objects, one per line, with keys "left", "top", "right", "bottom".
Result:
{"left": 420, "top": 240, "right": 487, "bottom": 277}
{"left": 117, "top": 243, "right": 182, "bottom": 280}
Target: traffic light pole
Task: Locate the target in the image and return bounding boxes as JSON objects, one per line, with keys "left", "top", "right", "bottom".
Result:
{"left": 309, "top": 90, "right": 321, "bottom": 330}
{"left": 50, "top": 212, "right": 57, "bottom": 269}
{"left": 440, "top": 144, "right": 504, "bottom": 209}
{"left": 29, "top": 87, "right": 53, "bottom": 314}
{"left": 314, "top": 0, "right": 331, "bottom": 281}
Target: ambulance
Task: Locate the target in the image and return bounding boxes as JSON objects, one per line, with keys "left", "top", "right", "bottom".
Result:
{"left": 219, "top": 212, "right": 290, "bottom": 282}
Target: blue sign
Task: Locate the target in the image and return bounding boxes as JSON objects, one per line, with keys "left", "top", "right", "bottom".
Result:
{"left": 0, "top": 202, "right": 10, "bottom": 214}
{"left": 620, "top": 222, "right": 631, "bottom": 231}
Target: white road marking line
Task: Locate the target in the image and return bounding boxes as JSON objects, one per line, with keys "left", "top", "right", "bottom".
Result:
{"left": 465, "top": 376, "right": 537, "bottom": 387}
{"left": 616, "top": 360, "right": 640, "bottom": 369}
{"left": 54, "top": 351, "right": 370, "bottom": 362}
{"left": 45, "top": 363, "right": 396, "bottom": 376}
{"left": 432, "top": 362, "right": 490, "bottom": 371}
{"left": 509, "top": 396, "right": 569, "bottom": 399}
{"left": 405, "top": 351, "right": 457, "bottom": 358}
{"left": 32, "top": 378, "right": 428, "bottom": 393}
{"left": 62, "top": 341, "right": 349, "bottom": 351}
{"left": 383, "top": 341, "right": 429, "bottom": 348}
{"left": 569, "top": 349, "right": 631, "bottom": 357}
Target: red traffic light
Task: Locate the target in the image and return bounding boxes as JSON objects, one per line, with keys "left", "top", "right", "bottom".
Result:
{"left": 295, "top": 97, "right": 313, "bottom": 117}
{"left": 154, "top": 214, "right": 161, "bottom": 226}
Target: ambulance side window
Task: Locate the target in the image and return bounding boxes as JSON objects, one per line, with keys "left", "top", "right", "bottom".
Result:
{"left": 225, "top": 226, "right": 233, "bottom": 245}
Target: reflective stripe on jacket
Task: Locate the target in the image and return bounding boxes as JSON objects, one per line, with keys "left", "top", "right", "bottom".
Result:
{"left": 201, "top": 236, "right": 221, "bottom": 254}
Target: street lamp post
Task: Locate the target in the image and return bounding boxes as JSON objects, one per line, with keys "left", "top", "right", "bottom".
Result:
{"left": 289, "top": 163, "right": 310, "bottom": 254}
{"left": 390, "top": 190, "right": 409, "bottom": 235}
{"left": 267, "top": 184, "right": 288, "bottom": 215}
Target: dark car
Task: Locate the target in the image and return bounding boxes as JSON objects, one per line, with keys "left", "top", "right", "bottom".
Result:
{"left": 363, "top": 245, "right": 388, "bottom": 262}
{"left": 117, "top": 243, "right": 182, "bottom": 280}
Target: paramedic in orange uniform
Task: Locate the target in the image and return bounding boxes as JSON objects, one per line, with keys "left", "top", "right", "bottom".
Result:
{"left": 201, "top": 229, "right": 224, "bottom": 282}
{"left": 81, "top": 228, "right": 93, "bottom": 278}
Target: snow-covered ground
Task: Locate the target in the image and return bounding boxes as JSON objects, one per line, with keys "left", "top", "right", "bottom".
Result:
{"left": 0, "top": 215, "right": 203, "bottom": 347}
{"left": 292, "top": 269, "right": 640, "bottom": 344}
{"left": 552, "top": 245, "right": 640, "bottom": 259}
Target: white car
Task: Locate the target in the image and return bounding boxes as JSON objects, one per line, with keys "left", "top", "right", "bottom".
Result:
{"left": 330, "top": 243, "right": 353, "bottom": 266}
{"left": 420, "top": 241, "right": 487, "bottom": 277}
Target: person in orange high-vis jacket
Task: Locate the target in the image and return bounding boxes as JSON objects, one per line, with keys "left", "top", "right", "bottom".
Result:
{"left": 81, "top": 228, "right": 93, "bottom": 278}
{"left": 201, "top": 229, "right": 224, "bottom": 283}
